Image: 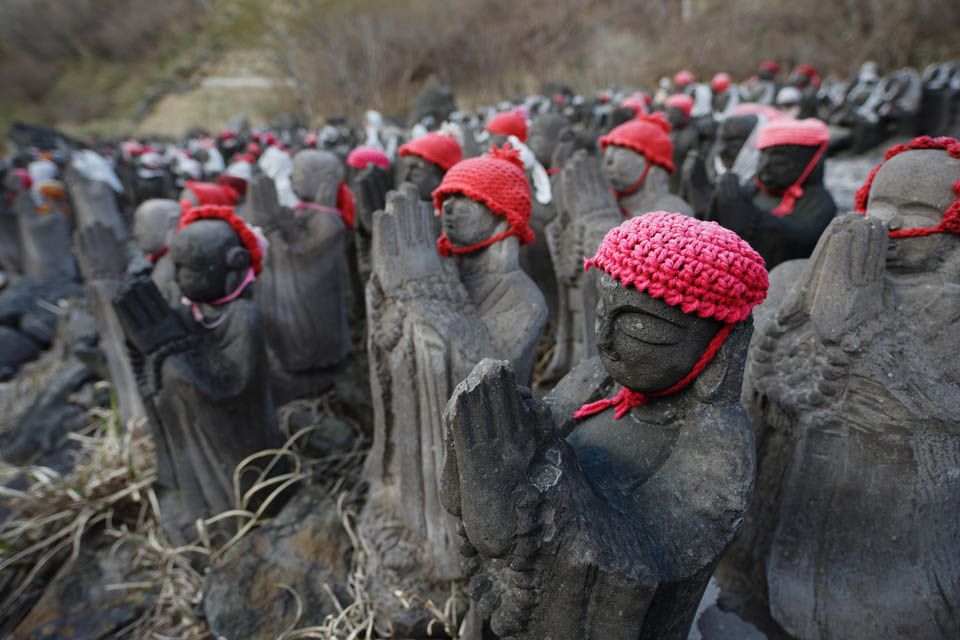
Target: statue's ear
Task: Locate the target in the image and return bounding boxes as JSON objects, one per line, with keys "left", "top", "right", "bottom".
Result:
{"left": 225, "top": 245, "right": 251, "bottom": 271}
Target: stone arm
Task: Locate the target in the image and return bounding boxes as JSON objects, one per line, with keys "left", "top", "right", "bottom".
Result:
{"left": 245, "top": 173, "right": 295, "bottom": 234}
{"left": 440, "top": 359, "right": 663, "bottom": 639}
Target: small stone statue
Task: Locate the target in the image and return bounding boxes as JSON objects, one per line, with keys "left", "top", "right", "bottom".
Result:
{"left": 396, "top": 132, "right": 463, "bottom": 202}
{"left": 681, "top": 114, "right": 760, "bottom": 219}
{"left": 361, "top": 147, "right": 547, "bottom": 632}
{"left": 728, "top": 136, "right": 960, "bottom": 640}
{"left": 244, "top": 150, "right": 352, "bottom": 403}
{"left": 664, "top": 93, "right": 699, "bottom": 193}
{"left": 132, "top": 199, "right": 182, "bottom": 304}
{"left": 527, "top": 113, "right": 571, "bottom": 171}
{"left": 711, "top": 72, "right": 740, "bottom": 118}
{"left": 406, "top": 76, "right": 458, "bottom": 130}
{"left": 485, "top": 111, "right": 528, "bottom": 147}
{"left": 599, "top": 114, "right": 693, "bottom": 217}
{"left": 113, "top": 203, "right": 286, "bottom": 545}
{"left": 442, "top": 212, "right": 768, "bottom": 639}
{"left": 707, "top": 118, "right": 836, "bottom": 269}
{"left": 745, "top": 61, "right": 781, "bottom": 105}
{"left": 12, "top": 179, "right": 77, "bottom": 282}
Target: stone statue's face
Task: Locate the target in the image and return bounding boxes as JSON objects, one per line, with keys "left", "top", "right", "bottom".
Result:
{"left": 441, "top": 194, "right": 503, "bottom": 250}
{"left": 665, "top": 106, "right": 687, "bottom": 129}
{"left": 717, "top": 116, "right": 757, "bottom": 168}
{"left": 171, "top": 220, "right": 246, "bottom": 302}
{"left": 133, "top": 200, "right": 181, "bottom": 253}
{"left": 527, "top": 115, "right": 568, "bottom": 168}
{"left": 595, "top": 272, "right": 723, "bottom": 393}
{"left": 756, "top": 144, "right": 817, "bottom": 192}
{"left": 291, "top": 150, "right": 342, "bottom": 204}
{"left": 398, "top": 154, "right": 445, "bottom": 202}
{"left": 603, "top": 145, "right": 648, "bottom": 193}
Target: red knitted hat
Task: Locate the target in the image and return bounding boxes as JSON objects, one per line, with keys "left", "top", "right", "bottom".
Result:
{"left": 346, "top": 146, "right": 391, "bottom": 170}
{"left": 485, "top": 111, "right": 528, "bottom": 143}
{"left": 177, "top": 203, "right": 264, "bottom": 276}
{"left": 755, "top": 118, "right": 830, "bottom": 216}
{"left": 398, "top": 133, "right": 463, "bottom": 171}
{"left": 665, "top": 93, "right": 695, "bottom": 118}
{"left": 673, "top": 70, "right": 695, "bottom": 86}
{"left": 756, "top": 118, "right": 829, "bottom": 149}
{"left": 598, "top": 113, "right": 676, "bottom": 173}
{"left": 432, "top": 144, "right": 534, "bottom": 255}
{"left": 855, "top": 136, "right": 960, "bottom": 238}
{"left": 575, "top": 212, "right": 768, "bottom": 419}
{"left": 712, "top": 73, "right": 732, "bottom": 93}
{"left": 185, "top": 181, "right": 239, "bottom": 206}
{"left": 760, "top": 61, "right": 780, "bottom": 74}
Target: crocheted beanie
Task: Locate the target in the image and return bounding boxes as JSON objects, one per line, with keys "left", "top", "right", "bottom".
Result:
{"left": 755, "top": 118, "right": 830, "bottom": 216}
{"left": 598, "top": 113, "right": 676, "bottom": 174}
{"left": 712, "top": 73, "right": 732, "bottom": 93}
{"left": 673, "top": 70, "right": 695, "bottom": 86}
{"left": 575, "top": 212, "right": 768, "bottom": 419}
{"left": 432, "top": 144, "right": 534, "bottom": 255}
{"left": 398, "top": 132, "right": 463, "bottom": 171}
{"left": 855, "top": 135, "right": 960, "bottom": 238}
{"left": 585, "top": 212, "right": 768, "bottom": 323}
{"left": 760, "top": 61, "right": 780, "bottom": 74}
{"left": 177, "top": 203, "right": 264, "bottom": 276}
{"left": 485, "top": 111, "right": 528, "bottom": 143}
{"left": 184, "top": 181, "right": 239, "bottom": 206}
{"left": 665, "top": 93, "right": 695, "bottom": 118}
{"left": 346, "top": 146, "right": 391, "bottom": 170}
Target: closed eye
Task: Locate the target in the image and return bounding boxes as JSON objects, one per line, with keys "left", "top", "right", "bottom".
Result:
{"left": 615, "top": 311, "right": 685, "bottom": 345}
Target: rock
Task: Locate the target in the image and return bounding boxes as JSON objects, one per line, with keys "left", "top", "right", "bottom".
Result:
{"left": 0, "top": 326, "right": 41, "bottom": 381}
{"left": 202, "top": 486, "right": 353, "bottom": 640}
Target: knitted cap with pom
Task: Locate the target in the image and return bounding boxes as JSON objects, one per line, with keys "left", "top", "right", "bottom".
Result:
{"left": 485, "top": 111, "right": 528, "bottom": 143}
{"left": 346, "top": 146, "right": 391, "bottom": 170}
{"left": 598, "top": 113, "right": 676, "bottom": 173}
{"left": 575, "top": 212, "right": 768, "bottom": 419}
{"left": 665, "top": 93, "right": 695, "bottom": 118}
{"left": 432, "top": 144, "right": 534, "bottom": 256}
{"left": 855, "top": 135, "right": 960, "bottom": 238}
{"left": 398, "top": 132, "right": 463, "bottom": 171}
{"left": 755, "top": 118, "right": 830, "bottom": 216}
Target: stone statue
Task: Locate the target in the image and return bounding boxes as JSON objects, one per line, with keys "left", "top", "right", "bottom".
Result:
{"left": 727, "top": 136, "right": 960, "bottom": 640}
{"left": 442, "top": 212, "right": 768, "bottom": 640}
{"left": 406, "top": 76, "right": 457, "bottom": 130}
{"left": 707, "top": 118, "right": 836, "bottom": 269}
{"left": 243, "top": 150, "right": 352, "bottom": 403}
{"left": 361, "top": 147, "right": 547, "bottom": 632}
{"left": 113, "top": 204, "right": 286, "bottom": 545}
{"left": 664, "top": 94, "right": 700, "bottom": 194}
{"left": 527, "top": 113, "right": 571, "bottom": 171}
{"left": 351, "top": 165, "right": 394, "bottom": 287}
{"left": 396, "top": 132, "right": 462, "bottom": 202}
{"left": 745, "top": 61, "right": 781, "bottom": 105}
{"left": 132, "top": 199, "right": 182, "bottom": 304}
{"left": 711, "top": 72, "right": 740, "bottom": 118}
{"left": 599, "top": 114, "right": 693, "bottom": 217}
{"left": 12, "top": 179, "right": 77, "bottom": 282}
{"left": 74, "top": 223, "right": 147, "bottom": 426}
{"left": 485, "top": 111, "right": 528, "bottom": 147}
{"left": 681, "top": 114, "right": 760, "bottom": 219}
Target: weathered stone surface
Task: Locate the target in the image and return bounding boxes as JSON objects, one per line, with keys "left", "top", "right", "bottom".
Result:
{"left": 202, "top": 486, "right": 352, "bottom": 640}
{"left": 0, "top": 325, "right": 41, "bottom": 381}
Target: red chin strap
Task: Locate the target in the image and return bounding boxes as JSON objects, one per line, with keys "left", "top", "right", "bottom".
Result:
{"left": 437, "top": 228, "right": 520, "bottom": 257}
{"left": 612, "top": 162, "right": 653, "bottom": 216}
{"left": 573, "top": 323, "right": 734, "bottom": 420}
{"left": 147, "top": 246, "right": 169, "bottom": 263}
{"left": 755, "top": 142, "right": 828, "bottom": 217}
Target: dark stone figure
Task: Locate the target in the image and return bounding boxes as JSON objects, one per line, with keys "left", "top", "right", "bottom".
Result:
{"left": 132, "top": 199, "right": 182, "bottom": 304}
{"left": 442, "top": 212, "right": 768, "bottom": 639}
{"left": 681, "top": 114, "right": 759, "bottom": 219}
{"left": 245, "top": 150, "right": 351, "bottom": 403}
{"left": 707, "top": 118, "right": 836, "bottom": 269}
{"left": 527, "top": 113, "right": 571, "bottom": 170}
{"left": 361, "top": 149, "right": 547, "bottom": 632}
{"left": 113, "top": 205, "right": 286, "bottom": 545}
{"left": 406, "top": 76, "right": 458, "bottom": 130}
{"left": 396, "top": 132, "right": 462, "bottom": 202}
{"left": 727, "top": 137, "right": 960, "bottom": 640}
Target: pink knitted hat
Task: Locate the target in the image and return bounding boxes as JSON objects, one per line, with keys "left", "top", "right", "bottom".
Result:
{"left": 485, "top": 111, "right": 528, "bottom": 143}
{"left": 398, "top": 133, "right": 463, "bottom": 171}
{"left": 665, "top": 93, "right": 695, "bottom": 118}
{"left": 755, "top": 118, "right": 830, "bottom": 216}
{"left": 598, "top": 113, "right": 675, "bottom": 173}
{"left": 346, "top": 146, "right": 391, "bottom": 170}
{"left": 673, "top": 70, "right": 695, "bottom": 86}
{"left": 855, "top": 136, "right": 960, "bottom": 238}
{"left": 712, "top": 73, "right": 732, "bottom": 93}
{"left": 432, "top": 144, "right": 534, "bottom": 256}
{"left": 575, "top": 212, "right": 769, "bottom": 419}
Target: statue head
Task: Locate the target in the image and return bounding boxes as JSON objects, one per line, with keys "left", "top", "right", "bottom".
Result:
{"left": 484, "top": 111, "right": 527, "bottom": 146}
{"left": 397, "top": 133, "right": 462, "bottom": 201}
{"left": 855, "top": 137, "right": 960, "bottom": 270}
{"left": 758, "top": 61, "right": 779, "bottom": 81}
{"left": 133, "top": 199, "right": 181, "bottom": 254}
{"left": 432, "top": 144, "right": 534, "bottom": 257}
{"left": 755, "top": 119, "right": 829, "bottom": 213}
{"left": 664, "top": 94, "right": 694, "bottom": 128}
{"left": 291, "top": 149, "right": 343, "bottom": 206}
{"left": 598, "top": 115, "right": 674, "bottom": 194}
{"left": 527, "top": 113, "right": 571, "bottom": 167}
{"left": 171, "top": 205, "right": 264, "bottom": 303}
{"left": 587, "top": 212, "right": 768, "bottom": 395}
{"left": 717, "top": 115, "right": 758, "bottom": 168}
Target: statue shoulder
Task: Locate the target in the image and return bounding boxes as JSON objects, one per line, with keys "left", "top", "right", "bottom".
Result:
{"left": 545, "top": 357, "right": 613, "bottom": 437}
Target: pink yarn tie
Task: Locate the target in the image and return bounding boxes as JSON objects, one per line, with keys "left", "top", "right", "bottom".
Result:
{"left": 188, "top": 266, "right": 255, "bottom": 325}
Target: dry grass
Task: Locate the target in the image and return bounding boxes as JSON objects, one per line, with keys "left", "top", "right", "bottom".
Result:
{"left": 0, "top": 384, "right": 462, "bottom": 639}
